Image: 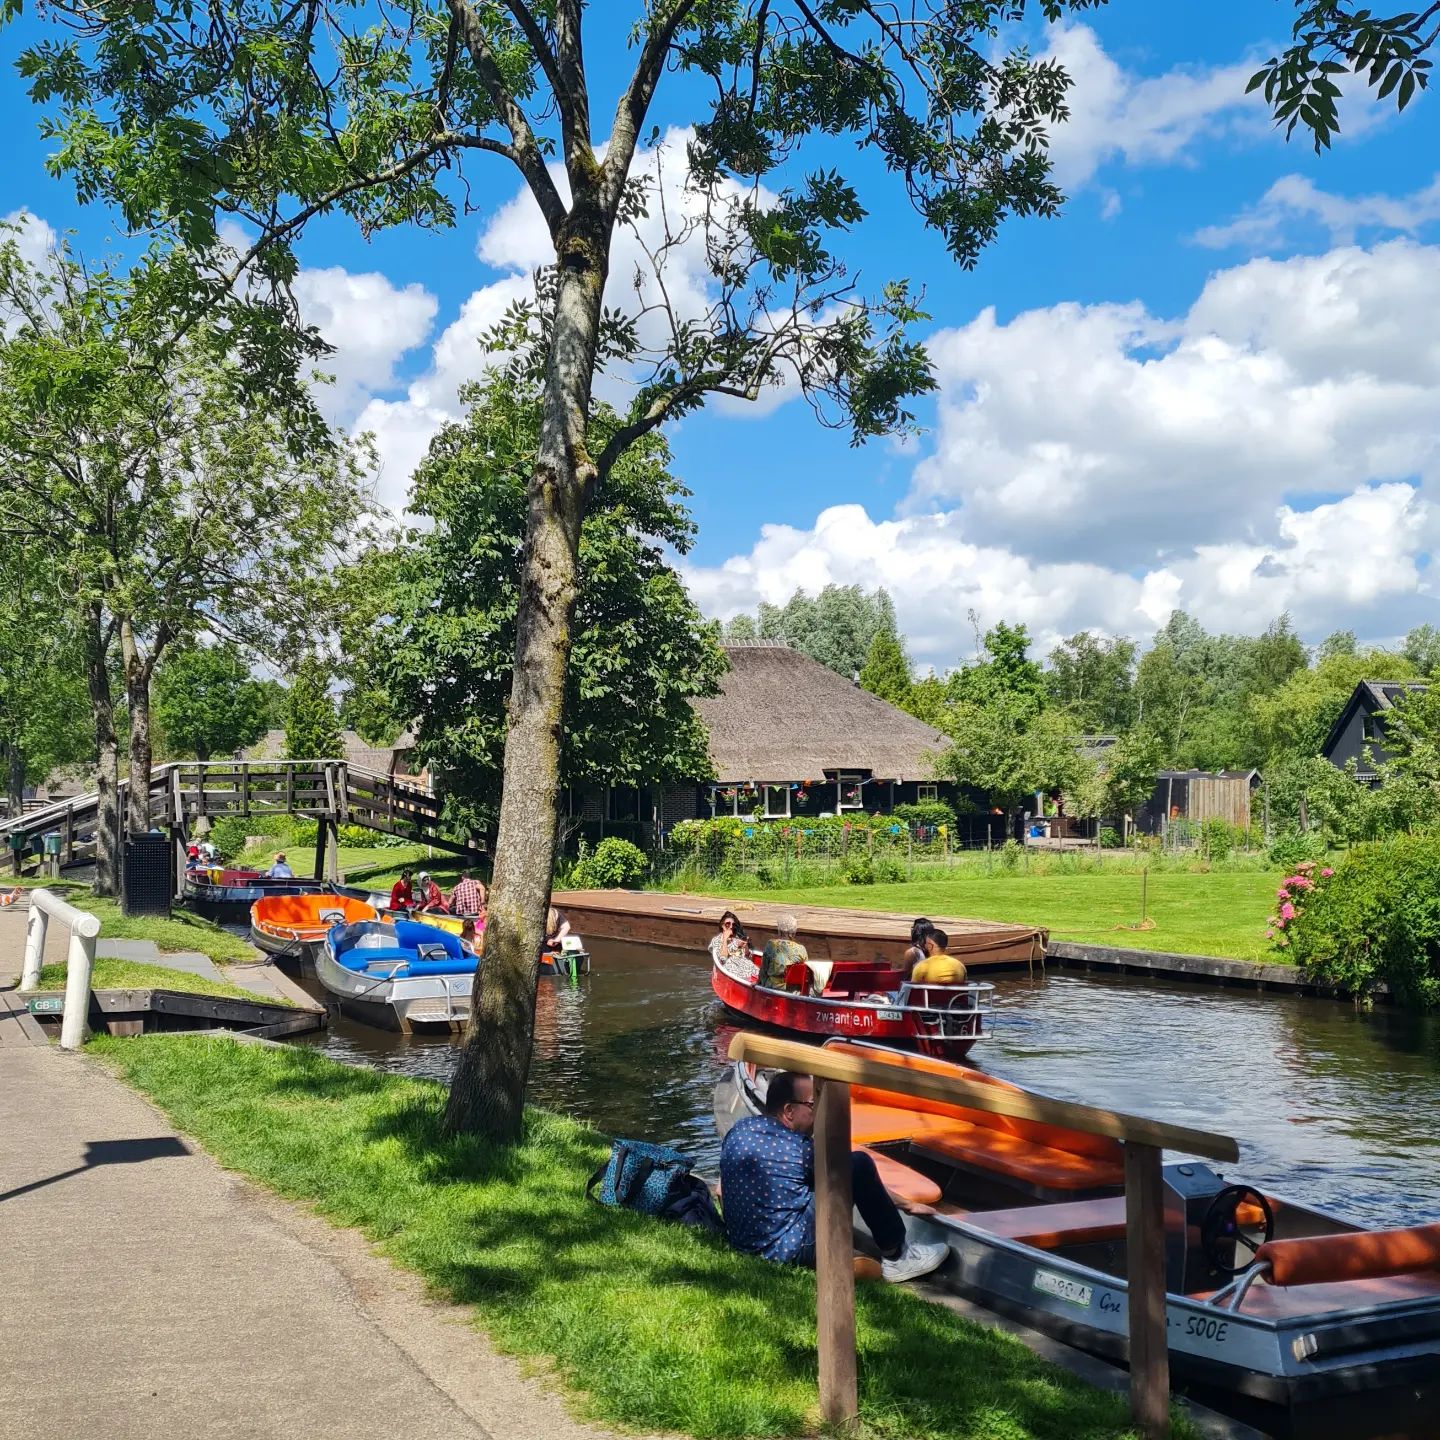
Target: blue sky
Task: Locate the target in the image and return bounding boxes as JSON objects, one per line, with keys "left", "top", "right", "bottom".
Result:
{"left": 3, "top": 1, "right": 1438, "bottom": 670}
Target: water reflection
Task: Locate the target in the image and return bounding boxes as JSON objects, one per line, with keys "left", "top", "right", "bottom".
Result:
{"left": 293, "top": 936, "right": 1440, "bottom": 1225}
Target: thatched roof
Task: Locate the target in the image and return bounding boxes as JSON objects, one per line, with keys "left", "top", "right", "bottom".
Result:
{"left": 691, "top": 643, "right": 947, "bottom": 783}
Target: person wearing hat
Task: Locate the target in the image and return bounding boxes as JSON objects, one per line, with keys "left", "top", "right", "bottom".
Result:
{"left": 268, "top": 852, "right": 293, "bottom": 878}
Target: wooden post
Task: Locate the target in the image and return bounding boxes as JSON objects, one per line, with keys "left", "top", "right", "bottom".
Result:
{"left": 325, "top": 819, "right": 339, "bottom": 883}
{"left": 313, "top": 817, "right": 329, "bottom": 882}
{"left": 1124, "top": 1142, "right": 1170, "bottom": 1439}
{"left": 814, "top": 1078, "right": 859, "bottom": 1429}
{"left": 286, "top": 765, "right": 295, "bottom": 815}
{"left": 63, "top": 803, "right": 74, "bottom": 865}
{"left": 241, "top": 762, "right": 250, "bottom": 816}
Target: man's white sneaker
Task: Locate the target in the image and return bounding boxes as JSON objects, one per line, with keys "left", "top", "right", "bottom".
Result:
{"left": 880, "top": 1239, "right": 949, "bottom": 1284}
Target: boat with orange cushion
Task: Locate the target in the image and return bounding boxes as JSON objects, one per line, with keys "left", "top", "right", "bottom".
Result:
{"left": 250, "top": 892, "right": 379, "bottom": 957}
{"left": 710, "top": 951, "right": 993, "bottom": 1059}
{"left": 716, "top": 1040, "right": 1440, "bottom": 1437}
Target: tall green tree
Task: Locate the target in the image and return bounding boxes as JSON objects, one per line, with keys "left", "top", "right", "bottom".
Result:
{"left": 339, "top": 380, "right": 726, "bottom": 835}
{"left": 0, "top": 230, "right": 365, "bottom": 891}
{"left": 16, "top": 0, "right": 1111, "bottom": 1137}
{"left": 937, "top": 698, "right": 1084, "bottom": 819}
{"left": 1403, "top": 623, "right": 1440, "bottom": 677}
{"left": 949, "top": 622, "right": 1046, "bottom": 714}
{"left": 1046, "top": 632, "right": 1136, "bottom": 733}
{"left": 1251, "top": 648, "right": 1415, "bottom": 764}
{"left": 858, "top": 628, "right": 913, "bottom": 710}
{"left": 751, "top": 585, "right": 899, "bottom": 679}
{"left": 153, "top": 645, "right": 275, "bottom": 761}
{"left": 284, "top": 659, "right": 344, "bottom": 762}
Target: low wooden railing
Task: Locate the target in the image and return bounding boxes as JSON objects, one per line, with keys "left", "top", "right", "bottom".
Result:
{"left": 726, "top": 1033, "right": 1238, "bottom": 1440}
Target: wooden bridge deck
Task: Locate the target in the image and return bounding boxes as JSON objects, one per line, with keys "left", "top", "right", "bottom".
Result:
{"left": 552, "top": 889, "right": 1046, "bottom": 969}
{"left": 1, "top": 760, "right": 484, "bottom": 872}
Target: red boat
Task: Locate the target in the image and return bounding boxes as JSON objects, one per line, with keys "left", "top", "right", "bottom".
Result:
{"left": 709, "top": 952, "right": 992, "bottom": 1060}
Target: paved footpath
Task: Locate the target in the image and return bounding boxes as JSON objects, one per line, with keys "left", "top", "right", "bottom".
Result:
{"left": 0, "top": 911, "right": 655, "bottom": 1440}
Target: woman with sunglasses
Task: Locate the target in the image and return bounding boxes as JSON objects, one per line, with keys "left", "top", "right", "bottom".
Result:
{"left": 708, "top": 909, "right": 751, "bottom": 973}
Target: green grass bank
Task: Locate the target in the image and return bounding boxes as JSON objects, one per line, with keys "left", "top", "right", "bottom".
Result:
{"left": 35, "top": 956, "right": 276, "bottom": 1004}
{"left": 91, "top": 1035, "right": 1175, "bottom": 1440}
{"left": 666, "top": 870, "right": 1282, "bottom": 962}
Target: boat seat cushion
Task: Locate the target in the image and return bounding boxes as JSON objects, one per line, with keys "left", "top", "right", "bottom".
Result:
{"left": 967, "top": 1197, "right": 1129, "bottom": 1250}
{"left": 914, "top": 1125, "right": 1125, "bottom": 1192}
{"left": 1257, "top": 1223, "right": 1440, "bottom": 1288}
{"left": 860, "top": 1148, "right": 942, "bottom": 1210}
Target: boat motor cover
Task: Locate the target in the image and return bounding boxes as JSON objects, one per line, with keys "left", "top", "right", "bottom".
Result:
{"left": 1257, "top": 1224, "right": 1440, "bottom": 1287}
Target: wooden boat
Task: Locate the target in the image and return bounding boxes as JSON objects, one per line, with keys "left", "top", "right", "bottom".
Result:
{"left": 250, "top": 892, "right": 378, "bottom": 958}
{"left": 184, "top": 865, "right": 330, "bottom": 911}
{"left": 710, "top": 951, "right": 992, "bottom": 1060}
{"left": 717, "top": 1041, "right": 1440, "bottom": 1437}
{"left": 316, "top": 918, "right": 478, "bottom": 1031}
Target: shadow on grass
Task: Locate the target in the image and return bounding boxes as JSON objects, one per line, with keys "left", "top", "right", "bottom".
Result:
{"left": 96, "top": 1036, "right": 1155, "bottom": 1440}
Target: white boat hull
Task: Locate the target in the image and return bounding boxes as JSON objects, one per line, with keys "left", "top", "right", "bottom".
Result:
{"left": 313, "top": 939, "right": 474, "bottom": 1029}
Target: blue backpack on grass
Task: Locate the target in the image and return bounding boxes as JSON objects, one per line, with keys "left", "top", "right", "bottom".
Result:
{"left": 586, "top": 1138, "right": 724, "bottom": 1234}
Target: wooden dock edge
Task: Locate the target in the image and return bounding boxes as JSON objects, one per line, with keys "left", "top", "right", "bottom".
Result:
{"left": 24, "top": 986, "right": 327, "bottom": 1038}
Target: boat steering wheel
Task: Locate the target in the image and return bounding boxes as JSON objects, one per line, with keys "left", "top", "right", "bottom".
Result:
{"left": 1200, "top": 1185, "right": 1275, "bottom": 1276}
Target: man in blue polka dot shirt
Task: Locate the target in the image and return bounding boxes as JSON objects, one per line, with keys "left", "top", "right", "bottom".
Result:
{"left": 719, "top": 1071, "right": 948, "bottom": 1283}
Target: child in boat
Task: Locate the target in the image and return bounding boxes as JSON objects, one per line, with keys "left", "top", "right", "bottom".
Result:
{"left": 910, "top": 928, "right": 967, "bottom": 986}
{"left": 719, "top": 1070, "right": 948, "bottom": 1283}
{"left": 758, "top": 913, "right": 807, "bottom": 990}
{"left": 459, "top": 918, "right": 483, "bottom": 956}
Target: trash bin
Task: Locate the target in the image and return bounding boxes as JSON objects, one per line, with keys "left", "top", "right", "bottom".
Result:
{"left": 42, "top": 832, "right": 61, "bottom": 857}
{"left": 122, "top": 830, "right": 173, "bottom": 917}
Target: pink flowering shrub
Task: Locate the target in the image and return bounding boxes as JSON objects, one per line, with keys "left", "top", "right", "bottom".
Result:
{"left": 1278, "top": 835, "right": 1440, "bottom": 1010}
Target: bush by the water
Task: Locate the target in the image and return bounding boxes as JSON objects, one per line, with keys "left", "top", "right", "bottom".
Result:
{"left": 569, "top": 836, "right": 649, "bottom": 889}
{"left": 1281, "top": 834, "right": 1440, "bottom": 1009}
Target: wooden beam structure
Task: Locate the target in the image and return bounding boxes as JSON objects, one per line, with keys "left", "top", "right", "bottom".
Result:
{"left": 727, "top": 1032, "right": 1238, "bottom": 1440}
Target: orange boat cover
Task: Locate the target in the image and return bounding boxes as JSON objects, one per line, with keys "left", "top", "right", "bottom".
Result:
{"left": 1257, "top": 1224, "right": 1440, "bottom": 1288}
{"left": 253, "top": 894, "right": 377, "bottom": 933}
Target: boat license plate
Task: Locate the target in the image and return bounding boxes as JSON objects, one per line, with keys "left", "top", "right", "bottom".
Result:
{"left": 1032, "top": 1270, "right": 1093, "bottom": 1308}
{"left": 875, "top": 1008, "right": 902, "bottom": 1021}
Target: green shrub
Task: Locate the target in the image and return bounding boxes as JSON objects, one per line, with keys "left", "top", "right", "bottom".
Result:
{"left": 1199, "top": 818, "right": 1236, "bottom": 861}
{"left": 1098, "top": 826, "right": 1121, "bottom": 850}
{"left": 840, "top": 852, "right": 875, "bottom": 885}
{"left": 205, "top": 816, "right": 255, "bottom": 860}
{"left": 874, "top": 854, "right": 906, "bottom": 884}
{"left": 892, "top": 799, "right": 957, "bottom": 832}
{"left": 998, "top": 838, "right": 1023, "bottom": 870}
{"left": 1267, "top": 832, "right": 1326, "bottom": 869}
{"left": 1284, "top": 834, "right": 1440, "bottom": 1008}
{"left": 569, "top": 836, "right": 649, "bottom": 890}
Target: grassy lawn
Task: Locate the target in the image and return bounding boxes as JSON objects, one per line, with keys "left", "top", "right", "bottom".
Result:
{"left": 15, "top": 881, "right": 257, "bottom": 964}
{"left": 678, "top": 872, "right": 1283, "bottom": 962}
{"left": 36, "top": 957, "right": 272, "bottom": 1003}
{"left": 91, "top": 1035, "right": 1176, "bottom": 1440}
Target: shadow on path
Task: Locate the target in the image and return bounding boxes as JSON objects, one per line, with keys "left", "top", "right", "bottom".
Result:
{"left": 0, "top": 1136, "right": 190, "bottom": 1204}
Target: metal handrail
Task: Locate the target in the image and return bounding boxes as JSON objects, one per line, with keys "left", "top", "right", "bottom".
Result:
{"left": 20, "top": 888, "right": 103, "bottom": 1050}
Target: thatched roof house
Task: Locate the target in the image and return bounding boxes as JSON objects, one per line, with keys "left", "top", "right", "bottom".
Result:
{"left": 692, "top": 643, "right": 947, "bottom": 784}
{"left": 240, "top": 728, "right": 421, "bottom": 778}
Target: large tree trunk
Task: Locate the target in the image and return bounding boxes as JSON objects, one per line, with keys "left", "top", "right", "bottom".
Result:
{"left": 120, "top": 618, "right": 156, "bottom": 835}
{"left": 83, "top": 605, "right": 121, "bottom": 895}
{"left": 444, "top": 212, "right": 608, "bottom": 1143}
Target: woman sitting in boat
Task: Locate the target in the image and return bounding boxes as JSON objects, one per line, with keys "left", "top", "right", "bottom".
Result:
{"left": 544, "top": 905, "right": 571, "bottom": 948}
{"left": 902, "top": 917, "right": 935, "bottom": 978}
{"left": 415, "top": 872, "right": 449, "bottom": 913}
{"left": 709, "top": 910, "right": 750, "bottom": 965}
{"left": 758, "top": 914, "right": 807, "bottom": 991}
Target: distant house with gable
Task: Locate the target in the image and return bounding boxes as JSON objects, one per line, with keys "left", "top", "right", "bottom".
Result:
{"left": 1321, "top": 680, "right": 1430, "bottom": 786}
{"left": 239, "top": 728, "right": 424, "bottom": 783}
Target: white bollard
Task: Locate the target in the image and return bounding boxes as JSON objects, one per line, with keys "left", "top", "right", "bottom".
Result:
{"left": 60, "top": 925, "right": 97, "bottom": 1051}
{"left": 21, "top": 904, "right": 49, "bottom": 991}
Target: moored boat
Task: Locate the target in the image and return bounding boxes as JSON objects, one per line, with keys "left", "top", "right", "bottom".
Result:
{"left": 316, "top": 918, "right": 478, "bottom": 1031}
{"left": 250, "top": 892, "right": 378, "bottom": 958}
{"left": 363, "top": 909, "right": 591, "bottom": 977}
{"left": 717, "top": 1041, "right": 1440, "bottom": 1437}
{"left": 185, "top": 865, "right": 332, "bottom": 912}
{"left": 710, "top": 951, "right": 991, "bottom": 1060}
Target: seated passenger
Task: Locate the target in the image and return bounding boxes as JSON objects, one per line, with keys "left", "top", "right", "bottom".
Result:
{"left": 268, "top": 852, "right": 294, "bottom": 879}
{"left": 902, "top": 917, "right": 935, "bottom": 979}
{"left": 910, "top": 928, "right": 967, "bottom": 985}
{"left": 758, "top": 913, "right": 807, "bottom": 990}
{"left": 545, "top": 905, "right": 572, "bottom": 947}
{"left": 719, "top": 1070, "right": 949, "bottom": 1283}
{"left": 389, "top": 868, "right": 415, "bottom": 912}
{"left": 449, "top": 869, "right": 486, "bottom": 916}
{"left": 458, "top": 918, "right": 482, "bottom": 956}
{"left": 709, "top": 910, "right": 751, "bottom": 969}
{"left": 415, "top": 872, "right": 449, "bottom": 913}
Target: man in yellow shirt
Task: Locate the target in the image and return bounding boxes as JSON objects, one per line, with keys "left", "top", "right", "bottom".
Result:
{"left": 909, "top": 928, "right": 967, "bottom": 985}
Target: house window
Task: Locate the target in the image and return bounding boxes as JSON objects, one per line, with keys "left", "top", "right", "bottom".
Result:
{"left": 838, "top": 773, "right": 865, "bottom": 811}
{"left": 608, "top": 786, "right": 641, "bottom": 822}
{"left": 763, "top": 785, "right": 790, "bottom": 819}
{"left": 1363, "top": 714, "right": 1386, "bottom": 744}
{"left": 916, "top": 784, "right": 939, "bottom": 803}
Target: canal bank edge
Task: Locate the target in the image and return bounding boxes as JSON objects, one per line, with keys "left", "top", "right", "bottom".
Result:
{"left": 556, "top": 889, "right": 1374, "bottom": 1001}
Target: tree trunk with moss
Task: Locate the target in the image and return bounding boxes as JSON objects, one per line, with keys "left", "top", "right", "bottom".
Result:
{"left": 443, "top": 209, "right": 607, "bottom": 1142}
{"left": 83, "top": 605, "right": 121, "bottom": 896}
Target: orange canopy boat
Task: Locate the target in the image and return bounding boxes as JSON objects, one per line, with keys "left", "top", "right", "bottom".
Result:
{"left": 250, "top": 892, "right": 377, "bottom": 957}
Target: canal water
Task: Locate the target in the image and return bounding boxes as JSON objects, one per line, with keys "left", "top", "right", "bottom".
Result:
{"left": 291, "top": 935, "right": 1440, "bottom": 1228}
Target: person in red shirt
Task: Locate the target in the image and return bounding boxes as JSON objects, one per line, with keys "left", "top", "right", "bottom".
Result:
{"left": 389, "top": 869, "right": 415, "bottom": 913}
{"left": 416, "top": 871, "right": 449, "bottom": 913}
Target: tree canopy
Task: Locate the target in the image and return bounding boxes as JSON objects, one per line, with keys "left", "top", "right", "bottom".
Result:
{"left": 339, "top": 379, "right": 726, "bottom": 834}
{"left": 153, "top": 645, "right": 277, "bottom": 761}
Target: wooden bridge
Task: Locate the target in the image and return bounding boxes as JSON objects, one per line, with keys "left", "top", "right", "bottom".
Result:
{"left": 1, "top": 760, "right": 485, "bottom": 877}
